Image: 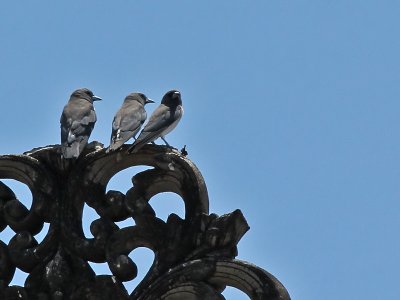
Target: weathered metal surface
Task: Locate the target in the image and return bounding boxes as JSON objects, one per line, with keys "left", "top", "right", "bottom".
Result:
{"left": 0, "top": 143, "right": 290, "bottom": 299}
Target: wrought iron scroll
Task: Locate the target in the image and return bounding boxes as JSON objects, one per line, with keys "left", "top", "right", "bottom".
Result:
{"left": 0, "top": 142, "right": 290, "bottom": 300}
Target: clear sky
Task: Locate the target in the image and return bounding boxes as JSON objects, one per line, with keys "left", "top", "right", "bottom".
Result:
{"left": 0, "top": 1, "right": 399, "bottom": 299}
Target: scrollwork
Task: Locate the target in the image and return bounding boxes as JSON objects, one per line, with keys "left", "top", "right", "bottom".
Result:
{"left": 0, "top": 143, "right": 290, "bottom": 299}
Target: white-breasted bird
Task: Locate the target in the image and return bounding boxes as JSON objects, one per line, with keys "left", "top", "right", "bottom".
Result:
{"left": 128, "top": 90, "right": 183, "bottom": 153}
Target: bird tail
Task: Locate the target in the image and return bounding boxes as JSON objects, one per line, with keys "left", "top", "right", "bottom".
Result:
{"left": 62, "top": 144, "right": 80, "bottom": 159}
{"left": 62, "top": 139, "right": 88, "bottom": 159}
{"left": 127, "top": 141, "right": 147, "bottom": 154}
{"left": 107, "top": 140, "right": 125, "bottom": 153}
{"left": 128, "top": 131, "right": 159, "bottom": 154}
{"left": 127, "top": 144, "right": 138, "bottom": 154}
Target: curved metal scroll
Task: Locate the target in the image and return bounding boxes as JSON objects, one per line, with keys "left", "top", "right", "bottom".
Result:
{"left": 0, "top": 142, "right": 290, "bottom": 300}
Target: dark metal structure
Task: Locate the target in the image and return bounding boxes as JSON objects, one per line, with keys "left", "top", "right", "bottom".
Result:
{"left": 0, "top": 142, "right": 290, "bottom": 299}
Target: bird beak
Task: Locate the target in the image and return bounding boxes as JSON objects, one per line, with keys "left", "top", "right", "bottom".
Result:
{"left": 92, "top": 95, "right": 102, "bottom": 101}
{"left": 146, "top": 98, "right": 155, "bottom": 104}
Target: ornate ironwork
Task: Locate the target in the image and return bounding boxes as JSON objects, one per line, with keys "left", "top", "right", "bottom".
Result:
{"left": 0, "top": 142, "right": 290, "bottom": 299}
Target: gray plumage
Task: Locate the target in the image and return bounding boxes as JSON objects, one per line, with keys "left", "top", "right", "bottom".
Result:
{"left": 107, "top": 92, "right": 154, "bottom": 152}
{"left": 60, "top": 88, "right": 101, "bottom": 159}
{"left": 128, "top": 90, "right": 183, "bottom": 153}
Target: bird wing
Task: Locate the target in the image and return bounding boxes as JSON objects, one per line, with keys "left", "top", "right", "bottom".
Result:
{"left": 60, "top": 112, "right": 69, "bottom": 145}
{"left": 80, "top": 109, "right": 97, "bottom": 125}
{"left": 61, "top": 107, "right": 96, "bottom": 145}
{"left": 143, "top": 104, "right": 180, "bottom": 132}
{"left": 132, "top": 104, "right": 182, "bottom": 147}
{"left": 110, "top": 106, "right": 146, "bottom": 148}
{"left": 113, "top": 106, "right": 146, "bottom": 133}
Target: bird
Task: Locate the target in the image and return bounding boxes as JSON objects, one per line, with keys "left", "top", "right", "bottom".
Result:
{"left": 60, "top": 88, "right": 102, "bottom": 159}
{"left": 107, "top": 92, "right": 154, "bottom": 152}
{"left": 128, "top": 90, "right": 183, "bottom": 153}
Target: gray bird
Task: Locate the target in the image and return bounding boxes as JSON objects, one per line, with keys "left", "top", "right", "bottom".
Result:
{"left": 60, "top": 88, "right": 101, "bottom": 159}
{"left": 128, "top": 90, "right": 183, "bottom": 153}
{"left": 107, "top": 92, "right": 154, "bottom": 152}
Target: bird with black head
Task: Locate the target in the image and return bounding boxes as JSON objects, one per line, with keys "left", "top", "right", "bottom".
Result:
{"left": 128, "top": 90, "right": 183, "bottom": 153}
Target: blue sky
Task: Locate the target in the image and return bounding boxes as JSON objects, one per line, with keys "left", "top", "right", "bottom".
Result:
{"left": 0, "top": 1, "right": 399, "bottom": 299}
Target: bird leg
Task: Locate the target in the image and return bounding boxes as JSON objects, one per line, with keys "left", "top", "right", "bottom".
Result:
{"left": 161, "top": 136, "right": 170, "bottom": 147}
